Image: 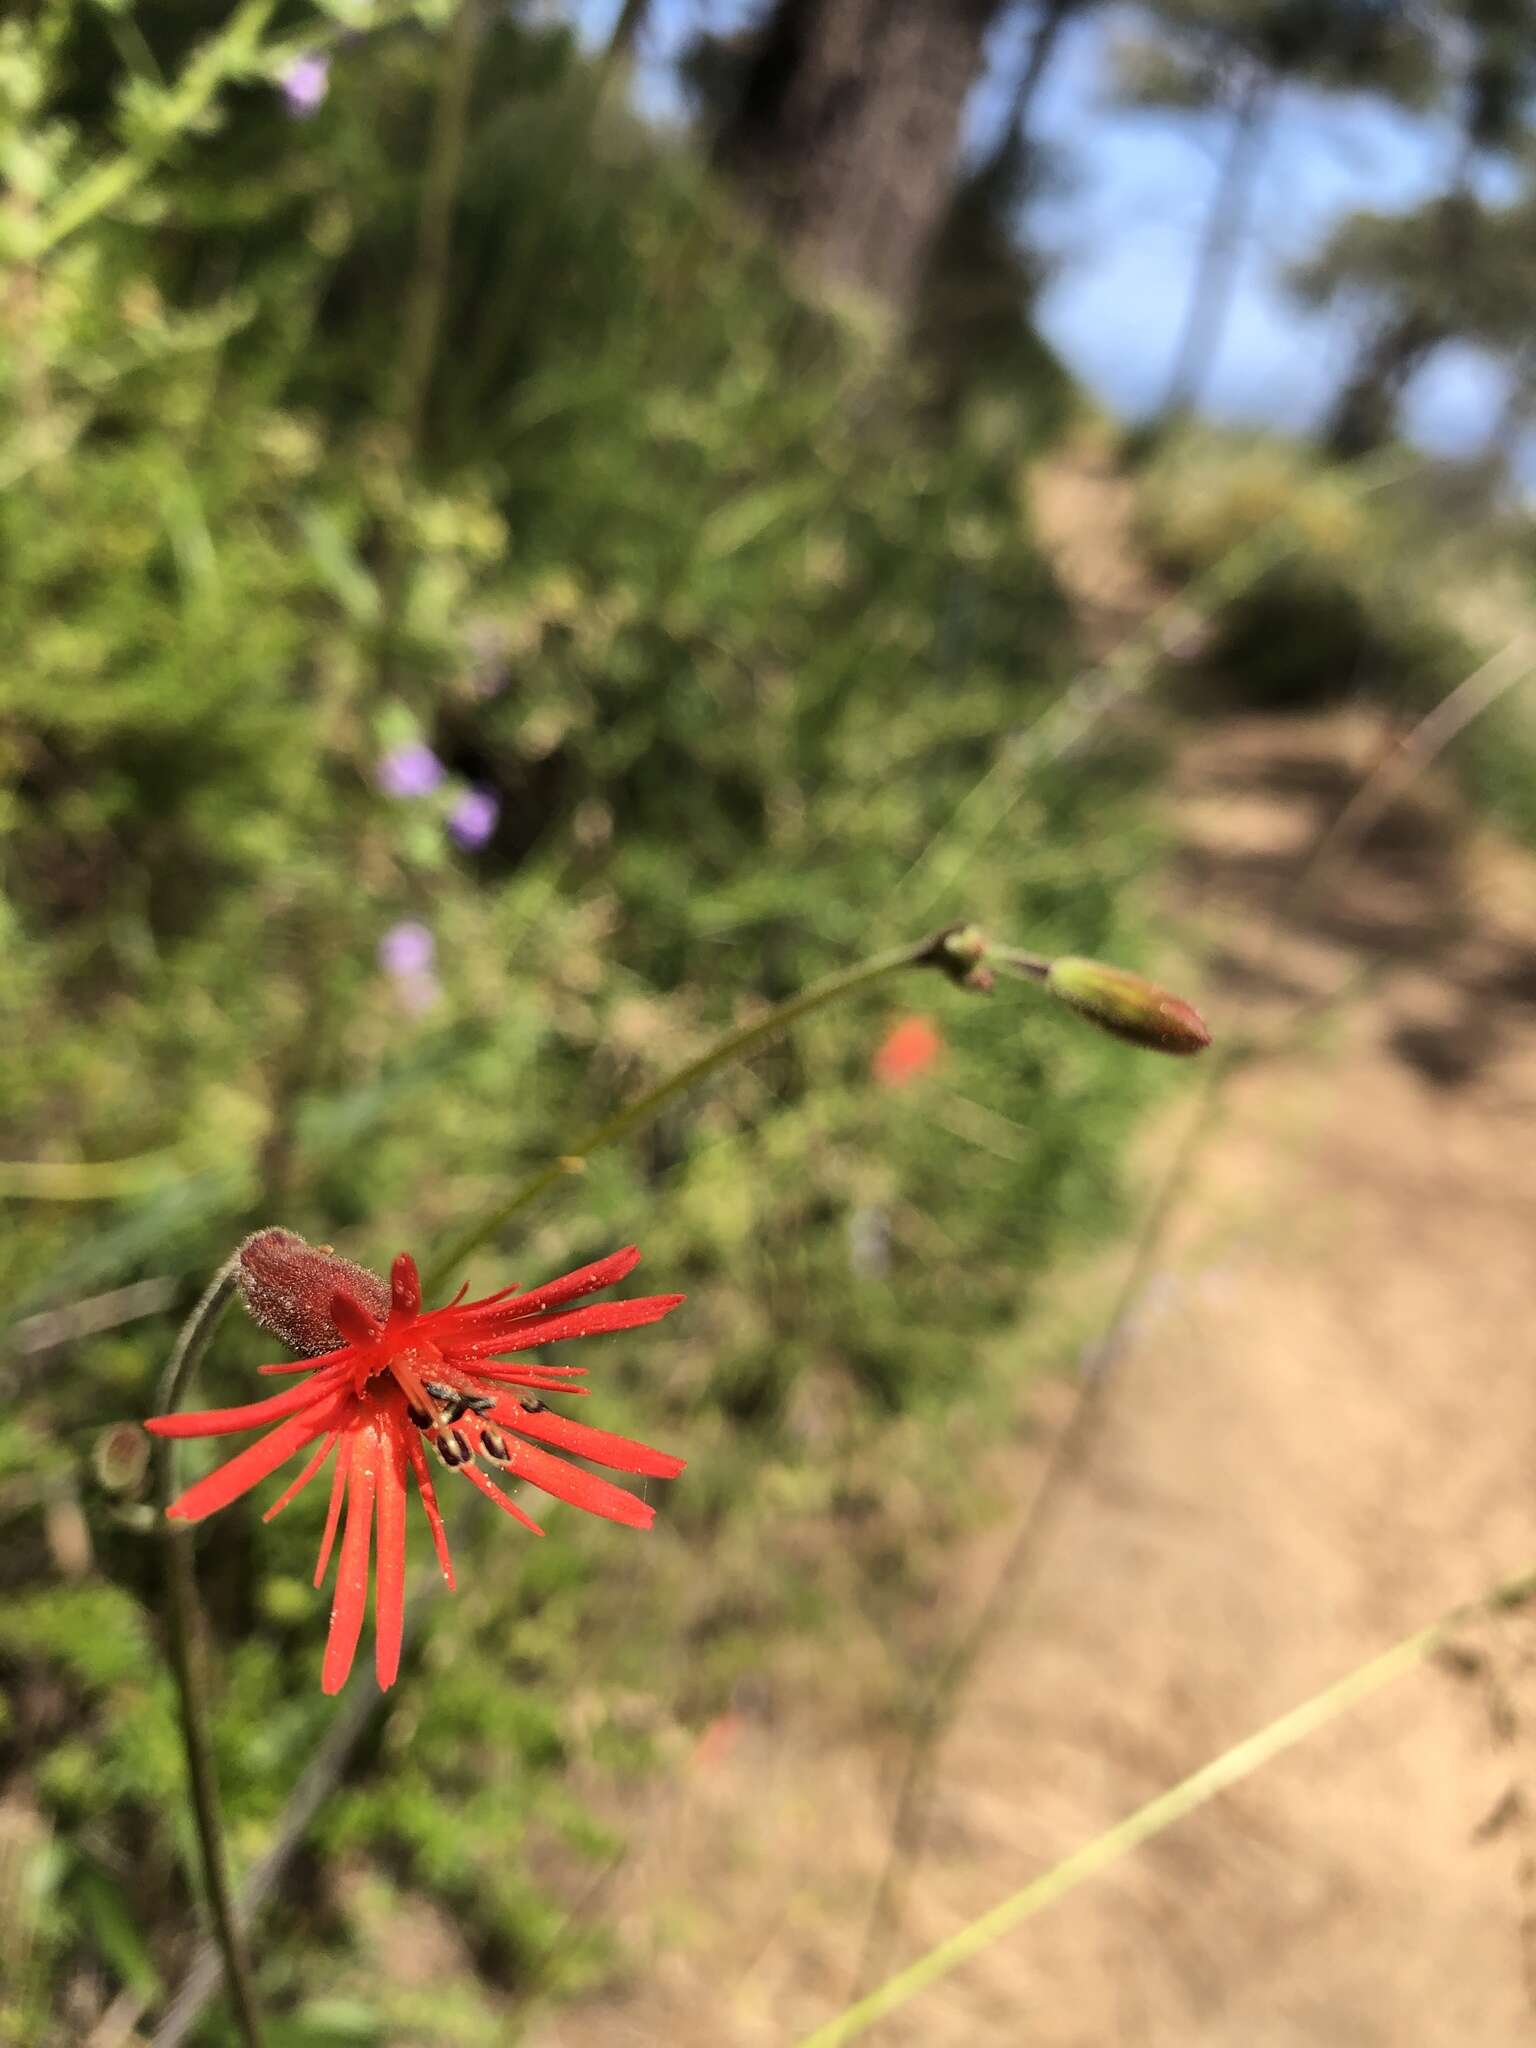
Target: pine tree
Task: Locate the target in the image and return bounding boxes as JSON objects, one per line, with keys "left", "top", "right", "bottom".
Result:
{"left": 1312, "top": 1, "right": 1536, "bottom": 458}
{"left": 1110, "top": 0, "right": 1436, "bottom": 423}
{"left": 708, "top": 0, "right": 1007, "bottom": 315}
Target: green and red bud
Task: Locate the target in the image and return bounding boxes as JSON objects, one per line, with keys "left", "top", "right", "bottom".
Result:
{"left": 922, "top": 923, "right": 995, "bottom": 993}
{"left": 1044, "top": 956, "right": 1210, "bottom": 1056}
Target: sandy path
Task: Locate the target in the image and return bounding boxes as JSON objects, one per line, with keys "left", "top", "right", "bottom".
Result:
{"left": 530, "top": 480, "right": 1536, "bottom": 2047}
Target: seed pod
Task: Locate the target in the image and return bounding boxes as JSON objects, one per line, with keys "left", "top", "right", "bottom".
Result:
{"left": 94, "top": 1422, "right": 151, "bottom": 1495}
{"left": 1045, "top": 957, "right": 1210, "bottom": 1057}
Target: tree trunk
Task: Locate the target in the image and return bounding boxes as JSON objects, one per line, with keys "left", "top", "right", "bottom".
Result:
{"left": 1482, "top": 353, "right": 1536, "bottom": 462}
{"left": 605, "top": 0, "right": 649, "bottom": 63}
{"left": 714, "top": 0, "right": 1004, "bottom": 314}
{"left": 1323, "top": 170, "right": 1477, "bottom": 461}
{"left": 965, "top": 0, "right": 1084, "bottom": 194}
{"left": 1323, "top": 308, "right": 1442, "bottom": 459}
{"left": 1156, "top": 66, "right": 1272, "bottom": 422}
{"left": 1008, "top": 0, "right": 1082, "bottom": 138}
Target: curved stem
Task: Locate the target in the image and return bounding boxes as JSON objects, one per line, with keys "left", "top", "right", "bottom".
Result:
{"left": 152, "top": 1257, "right": 265, "bottom": 2048}
{"left": 426, "top": 926, "right": 981, "bottom": 1289}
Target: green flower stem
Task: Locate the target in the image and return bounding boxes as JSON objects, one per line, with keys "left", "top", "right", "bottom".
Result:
{"left": 29, "top": 0, "right": 280, "bottom": 259}
{"left": 427, "top": 926, "right": 981, "bottom": 1291}
{"left": 987, "top": 946, "right": 1052, "bottom": 983}
{"left": 152, "top": 1257, "right": 265, "bottom": 2048}
{"left": 797, "top": 1560, "right": 1536, "bottom": 2048}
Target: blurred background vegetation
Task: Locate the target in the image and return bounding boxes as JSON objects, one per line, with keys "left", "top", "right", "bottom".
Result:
{"left": 4, "top": 2, "right": 1536, "bottom": 2043}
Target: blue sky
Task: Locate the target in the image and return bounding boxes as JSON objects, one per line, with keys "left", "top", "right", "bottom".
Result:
{"left": 567, "top": 0, "right": 1515, "bottom": 458}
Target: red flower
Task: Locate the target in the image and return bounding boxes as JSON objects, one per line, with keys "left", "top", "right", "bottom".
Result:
{"left": 872, "top": 1013, "right": 943, "bottom": 1089}
{"left": 145, "top": 1231, "right": 685, "bottom": 1695}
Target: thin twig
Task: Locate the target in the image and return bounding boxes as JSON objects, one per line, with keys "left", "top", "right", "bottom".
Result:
{"left": 83, "top": 1984, "right": 149, "bottom": 2048}
{"left": 1291, "top": 635, "right": 1536, "bottom": 911}
{"left": 373, "top": 0, "right": 479, "bottom": 698}
{"left": 390, "top": 0, "right": 483, "bottom": 460}
{"left": 152, "top": 1258, "right": 265, "bottom": 2048}
{"left": 0, "top": 1151, "right": 181, "bottom": 1200}
{"left": 9, "top": 1278, "right": 177, "bottom": 1359}
{"left": 800, "top": 1564, "right": 1536, "bottom": 2047}
{"left": 602, "top": 0, "right": 652, "bottom": 67}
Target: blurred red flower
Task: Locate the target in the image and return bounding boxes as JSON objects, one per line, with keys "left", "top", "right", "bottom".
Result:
{"left": 146, "top": 1231, "right": 685, "bottom": 1694}
{"left": 872, "top": 1013, "right": 943, "bottom": 1088}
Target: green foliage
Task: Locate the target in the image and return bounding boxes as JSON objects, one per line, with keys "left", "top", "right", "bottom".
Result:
{"left": 1136, "top": 427, "right": 1471, "bottom": 706}
{"left": 1111, "top": 0, "right": 1438, "bottom": 113}
{"left": 1133, "top": 423, "right": 1536, "bottom": 834}
{"left": 0, "top": 6, "right": 1184, "bottom": 2041}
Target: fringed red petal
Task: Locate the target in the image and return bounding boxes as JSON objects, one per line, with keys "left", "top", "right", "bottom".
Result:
{"left": 374, "top": 1423, "right": 409, "bottom": 1690}
{"left": 322, "top": 1425, "right": 377, "bottom": 1695}
{"left": 440, "top": 1246, "right": 641, "bottom": 1330}
{"left": 313, "top": 1431, "right": 353, "bottom": 1588}
{"left": 165, "top": 1393, "right": 348, "bottom": 1522}
{"left": 450, "top": 1293, "right": 685, "bottom": 1357}
{"left": 404, "top": 1429, "right": 456, "bottom": 1590}
{"left": 146, "top": 1367, "right": 348, "bottom": 1436}
{"left": 495, "top": 1433, "right": 656, "bottom": 1529}
{"left": 263, "top": 1431, "right": 337, "bottom": 1523}
{"left": 458, "top": 1461, "right": 544, "bottom": 1535}
{"left": 491, "top": 1396, "right": 685, "bottom": 1479}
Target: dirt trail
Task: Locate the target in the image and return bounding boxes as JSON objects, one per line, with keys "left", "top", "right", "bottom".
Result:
{"left": 531, "top": 455, "right": 1536, "bottom": 2047}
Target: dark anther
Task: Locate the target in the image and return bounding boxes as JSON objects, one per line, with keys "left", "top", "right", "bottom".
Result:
{"left": 439, "top": 1394, "right": 472, "bottom": 1425}
{"left": 424, "top": 1379, "right": 454, "bottom": 1402}
{"left": 480, "top": 1430, "right": 509, "bottom": 1462}
{"left": 464, "top": 1392, "right": 496, "bottom": 1415}
{"left": 521, "top": 1397, "right": 547, "bottom": 1414}
{"left": 405, "top": 1402, "right": 434, "bottom": 1430}
{"left": 435, "top": 1430, "right": 472, "bottom": 1468}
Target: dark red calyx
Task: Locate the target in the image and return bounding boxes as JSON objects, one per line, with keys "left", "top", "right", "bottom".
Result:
{"left": 238, "top": 1229, "right": 392, "bottom": 1357}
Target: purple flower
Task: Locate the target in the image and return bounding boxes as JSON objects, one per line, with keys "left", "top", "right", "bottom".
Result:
{"left": 448, "top": 787, "right": 500, "bottom": 850}
{"left": 280, "top": 55, "right": 330, "bottom": 118}
{"left": 377, "top": 743, "right": 444, "bottom": 799}
{"left": 378, "top": 921, "right": 434, "bottom": 980}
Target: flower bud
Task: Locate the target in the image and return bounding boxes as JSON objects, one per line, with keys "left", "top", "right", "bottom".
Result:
{"left": 1045, "top": 957, "right": 1210, "bottom": 1056}
{"left": 93, "top": 1422, "right": 151, "bottom": 1495}
{"left": 238, "top": 1229, "right": 391, "bottom": 1357}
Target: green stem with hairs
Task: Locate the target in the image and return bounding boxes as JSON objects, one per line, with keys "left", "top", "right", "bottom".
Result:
{"left": 152, "top": 1257, "right": 265, "bottom": 2048}
{"left": 797, "top": 1561, "right": 1536, "bottom": 2048}
{"left": 426, "top": 925, "right": 984, "bottom": 1289}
